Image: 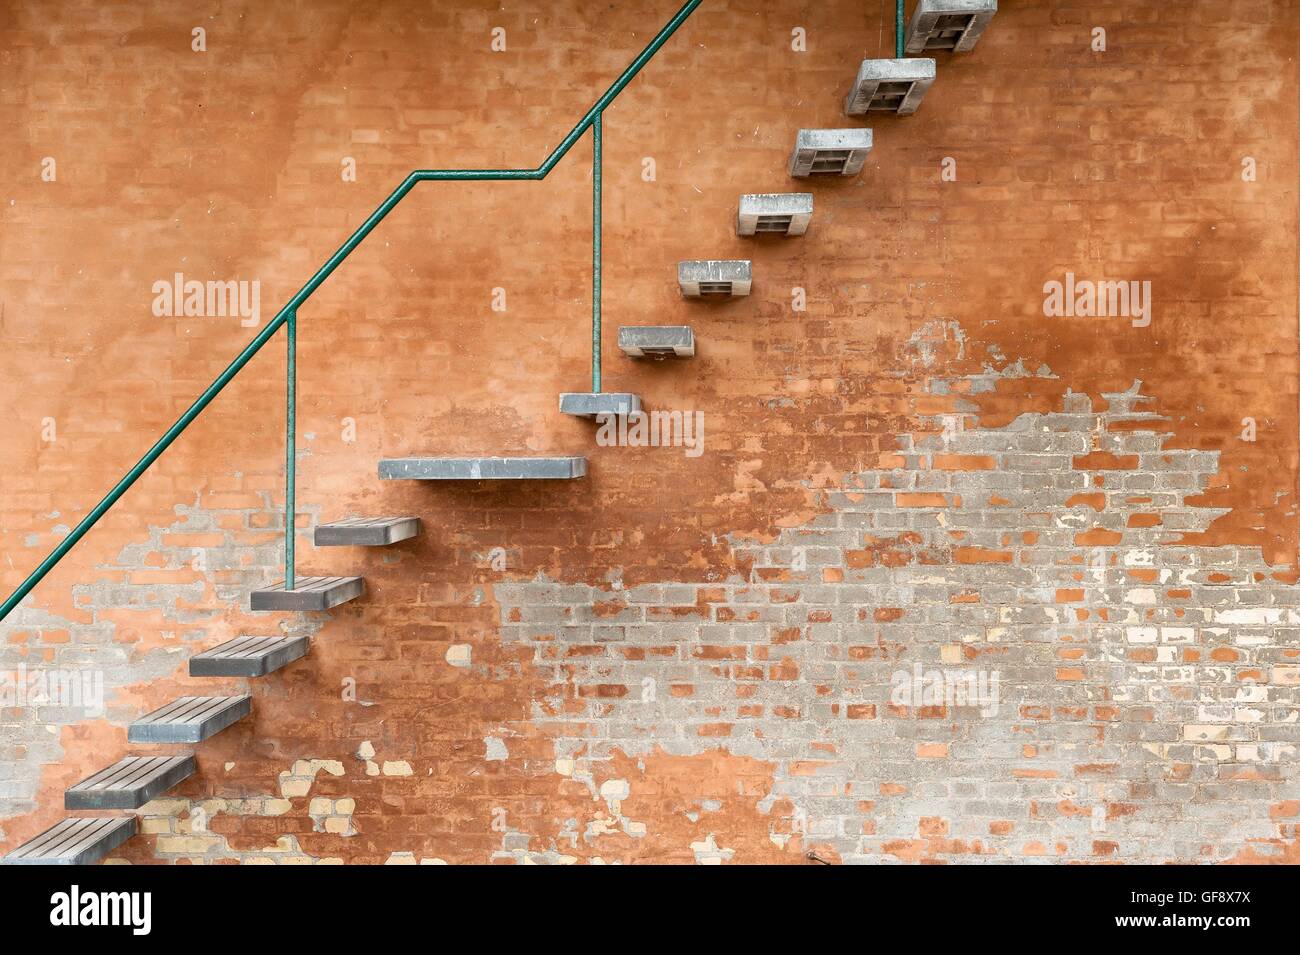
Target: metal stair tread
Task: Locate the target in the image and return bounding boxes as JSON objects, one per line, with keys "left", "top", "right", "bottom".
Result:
{"left": 315, "top": 516, "right": 421, "bottom": 546}
{"left": 128, "top": 695, "right": 251, "bottom": 744}
{"left": 65, "top": 755, "right": 196, "bottom": 811}
{"left": 249, "top": 576, "right": 364, "bottom": 611}
{"left": 378, "top": 456, "right": 588, "bottom": 480}
{"left": 1, "top": 816, "right": 138, "bottom": 865}
{"left": 190, "top": 635, "right": 309, "bottom": 677}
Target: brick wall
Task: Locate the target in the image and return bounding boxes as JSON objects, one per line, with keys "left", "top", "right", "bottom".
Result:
{"left": 1, "top": 0, "right": 1297, "bottom": 863}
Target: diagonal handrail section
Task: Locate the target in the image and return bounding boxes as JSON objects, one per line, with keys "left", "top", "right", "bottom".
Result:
{"left": 0, "top": 0, "right": 703, "bottom": 621}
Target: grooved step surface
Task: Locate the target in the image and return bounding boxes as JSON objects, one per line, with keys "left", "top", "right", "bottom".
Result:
{"left": 250, "top": 576, "right": 364, "bottom": 611}
{"left": 315, "top": 516, "right": 421, "bottom": 546}
{"left": 1, "top": 816, "right": 138, "bottom": 866}
{"left": 559, "top": 392, "right": 642, "bottom": 418}
{"left": 379, "top": 457, "right": 588, "bottom": 480}
{"left": 128, "top": 695, "right": 251, "bottom": 744}
{"left": 618, "top": 326, "right": 695, "bottom": 358}
{"left": 66, "top": 755, "right": 196, "bottom": 811}
{"left": 190, "top": 635, "right": 309, "bottom": 677}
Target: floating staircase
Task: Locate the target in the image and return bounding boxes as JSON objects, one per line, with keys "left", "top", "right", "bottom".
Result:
{"left": 190, "top": 635, "right": 309, "bottom": 677}
{"left": 2, "top": 0, "right": 1000, "bottom": 865}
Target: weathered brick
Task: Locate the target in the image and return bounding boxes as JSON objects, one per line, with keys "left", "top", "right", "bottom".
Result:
{"left": 1, "top": 0, "right": 1298, "bottom": 869}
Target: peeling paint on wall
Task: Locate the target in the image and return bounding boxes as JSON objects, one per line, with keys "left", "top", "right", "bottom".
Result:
{"left": 1, "top": 0, "right": 1298, "bottom": 865}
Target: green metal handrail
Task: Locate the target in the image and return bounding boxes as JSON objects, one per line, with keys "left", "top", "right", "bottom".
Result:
{"left": 0, "top": 0, "right": 703, "bottom": 621}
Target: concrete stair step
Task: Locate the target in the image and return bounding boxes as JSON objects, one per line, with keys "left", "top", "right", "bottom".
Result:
{"left": 65, "top": 755, "right": 195, "bottom": 811}
{"left": 1, "top": 816, "right": 138, "bottom": 866}
{"left": 379, "top": 456, "right": 587, "bottom": 480}
{"left": 559, "top": 393, "right": 642, "bottom": 418}
{"left": 128, "top": 695, "right": 251, "bottom": 744}
{"left": 250, "top": 575, "right": 364, "bottom": 611}
{"left": 788, "top": 128, "right": 873, "bottom": 177}
{"left": 906, "top": 0, "right": 996, "bottom": 54}
{"left": 844, "top": 59, "right": 936, "bottom": 115}
{"left": 737, "top": 194, "right": 813, "bottom": 236}
{"left": 190, "top": 635, "right": 309, "bottom": 677}
{"left": 678, "top": 260, "right": 752, "bottom": 298}
{"left": 315, "top": 516, "right": 421, "bottom": 546}
{"left": 619, "top": 326, "right": 695, "bottom": 358}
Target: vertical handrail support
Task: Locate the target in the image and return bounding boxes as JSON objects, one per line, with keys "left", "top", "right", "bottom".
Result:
{"left": 592, "top": 111, "right": 604, "bottom": 393}
{"left": 285, "top": 309, "right": 297, "bottom": 592}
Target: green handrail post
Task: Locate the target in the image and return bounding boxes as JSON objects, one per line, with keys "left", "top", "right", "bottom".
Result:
{"left": 592, "top": 111, "right": 603, "bottom": 393}
{"left": 285, "top": 308, "right": 297, "bottom": 592}
{"left": 896, "top": 0, "right": 905, "bottom": 57}
{"left": 0, "top": 0, "right": 703, "bottom": 623}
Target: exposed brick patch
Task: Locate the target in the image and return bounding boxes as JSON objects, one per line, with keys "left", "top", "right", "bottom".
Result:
{"left": 0, "top": 497, "right": 320, "bottom": 839}
{"left": 496, "top": 380, "right": 1299, "bottom": 863}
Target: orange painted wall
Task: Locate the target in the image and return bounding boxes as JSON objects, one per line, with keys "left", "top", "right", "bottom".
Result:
{"left": 1, "top": 0, "right": 1297, "bottom": 864}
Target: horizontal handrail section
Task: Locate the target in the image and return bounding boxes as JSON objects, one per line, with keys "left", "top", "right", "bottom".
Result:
{"left": 0, "top": 0, "right": 703, "bottom": 622}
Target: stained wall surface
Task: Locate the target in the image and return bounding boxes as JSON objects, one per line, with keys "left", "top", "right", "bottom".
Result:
{"left": 1, "top": 0, "right": 1298, "bottom": 864}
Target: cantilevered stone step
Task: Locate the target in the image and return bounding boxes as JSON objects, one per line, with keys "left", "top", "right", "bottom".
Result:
{"left": 379, "top": 457, "right": 587, "bottom": 480}
{"left": 844, "top": 58, "right": 936, "bottom": 116}
{"left": 250, "top": 576, "right": 364, "bottom": 612}
{"left": 66, "top": 755, "right": 195, "bottom": 811}
{"left": 560, "top": 392, "right": 642, "bottom": 418}
{"left": 619, "top": 326, "right": 695, "bottom": 358}
{"left": 678, "top": 260, "right": 752, "bottom": 298}
{"left": 737, "top": 194, "right": 813, "bottom": 237}
{"left": 315, "top": 517, "right": 421, "bottom": 546}
{"left": 190, "top": 635, "right": 309, "bottom": 677}
{"left": 128, "top": 695, "right": 251, "bottom": 744}
{"left": 906, "top": 0, "right": 997, "bottom": 54}
{"left": 788, "top": 128, "right": 873, "bottom": 177}
{"left": 2, "top": 816, "right": 138, "bottom": 866}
